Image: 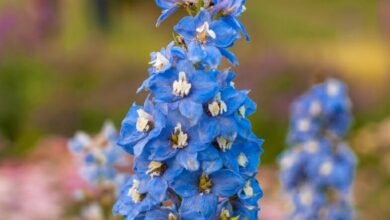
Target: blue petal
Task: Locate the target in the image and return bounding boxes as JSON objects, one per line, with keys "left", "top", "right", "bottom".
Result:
{"left": 180, "top": 194, "right": 218, "bottom": 219}
{"left": 194, "top": 9, "right": 212, "bottom": 27}
{"left": 187, "top": 42, "right": 206, "bottom": 63}
{"left": 210, "top": 169, "right": 244, "bottom": 197}
{"left": 219, "top": 48, "right": 239, "bottom": 66}
{"left": 148, "top": 178, "right": 168, "bottom": 201}
{"left": 203, "top": 45, "right": 222, "bottom": 69}
{"left": 149, "top": 69, "right": 178, "bottom": 102}
{"left": 210, "top": 20, "right": 240, "bottom": 48}
{"left": 174, "top": 16, "right": 196, "bottom": 40}
{"left": 156, "top": 6, "right": 179, "bottom": 27}
{"left": 222, "top": 16, "right": 250, "bottom": 41}
{"left": 171, "top": 170, "right": 200, "bottom": 198}
{"left": 176, "top": 151, "right": 200, "bottom": 171}
{"left": 179, "top": 99, "right": 203, "bottom": 126}
{"left": 190, "top": 70, "right": 220, "bottom": 103}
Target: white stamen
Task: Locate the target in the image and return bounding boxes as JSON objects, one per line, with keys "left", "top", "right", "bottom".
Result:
{"left": 298, "top": 118, "right": 310, "bottom": 132}
{"left": 243, "top": 180, "right": 254, "bottom": 197}
{"left": 172, "top": 123, "right": 188, "bottom": 149}
{"left": 173, "top": 72, "right": 191, "bottom": 97}
{"left": 309, "top": 100, "right": 322, "bottom": 116}
{"left": 327, "top": 80, "right": 340, "bottom": 97}
{"left": 168, "top": 213, "right": 178, "bottom": 220}
{"left": 238, "top": 105, "right": 246, "bottom": 118}
{"left": 304, "top": 140, "right": 319, "bottom": 153}
{"left": 208, "top": 93, "right": 227, "bottom": 117}
{"left": 149, "top": 52, "right": 170, "bottom": 72}
{"left": 299, "top": 186, "right": 313, "bottom": 206}
{"left": 216, "top": 136, "right": 233, "bottom": 152}
{"left": 92, "top": 149, "right": 107, "bottom": 165}
{"left": 280, "top": 154, "right": 296, "bottom": 170}
{"left": 146, "top": 161, "right": 164, "bottom": 177}
{"left": 319, "top": 161, "right": 333, "bottom": 176}
{"left": 136, "top": 109, "right": 153, "bottom": 132}
{"left": 128, "top": 179, "right": 143, "bottom": 203}
{"left": 221, "top": 208, "right": 230, "bottom": 218}
{"left": 196, "top": 22, "right": 216, "bottom": 41}
{"left": 238, "top": 153, "right": 248, "bottom": 167}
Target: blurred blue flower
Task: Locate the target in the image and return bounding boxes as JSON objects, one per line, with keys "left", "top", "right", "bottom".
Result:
{"left": 69, "top": 121, "right": 128, "bottom": 188}
{"left": 279, "top": 79, "right": 357, "bottom": 220}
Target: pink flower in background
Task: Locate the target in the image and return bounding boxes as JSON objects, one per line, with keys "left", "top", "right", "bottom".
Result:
{"left": 0, "top": 164, "right": 63, "bottom": 220}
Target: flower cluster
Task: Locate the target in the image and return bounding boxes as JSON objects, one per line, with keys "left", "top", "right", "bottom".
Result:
{"left": 69, "top": 121, "right": 129, "bottom": 219}
{"left": 113, "top": 1, "right": 264, "bottom": 219}
{"left": 279, "top": 79, "right": 357, "bottom": 220}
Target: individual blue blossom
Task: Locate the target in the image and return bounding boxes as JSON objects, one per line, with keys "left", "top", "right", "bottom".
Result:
{"left": 171, "top": 169, "right": 244, "bottom": 219}
{"left": 148, "top": 41, "right": 186, "bottom": 75}
{"left": 210, "top": 0, "right": 250, "bottom": 41}
{"left": 117, "top": 99, "right": 166, "bottom": 156}
{"left": 155, "top": 0, "right": 200, "bottom": 26}
{"left": 279, "top": 79, "right": 357, "bottom": 220}
{"left": 113, "top": 176, "right": 167, "bottom": 219}
{"left": 113, "top": 1, "right": 263, "bottom": 219}
{"left": 174, "top": 9, "right": 241, "bottom": 68}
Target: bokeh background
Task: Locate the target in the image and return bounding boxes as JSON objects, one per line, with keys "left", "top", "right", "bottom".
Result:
{"left": 0, "top": 0, "right": 389, "bottom": 219}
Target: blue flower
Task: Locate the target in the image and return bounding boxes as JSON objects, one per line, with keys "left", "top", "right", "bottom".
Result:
{"left": 148, "top": 41, "right": 186, "bottom": 75}
{"left": 279, "top": 79, "right": 356, "bottom": 220}
{"left": 174, "top": 9, "right": 240, "bottom": 68}
{"left": 113, "top": 176, "right": 167, "bottom": 219}
{"left": 113, "top": 1, "right": 263, "bottom": 219}
{"left": 147, "top": 114, "right": 210, "bottom": 171}
{"left": 171, "top": 169, "right": 244, "bottom": 219}
{"left": 117, "top": 100, "right": 166, "bottom": 156}
{"left": 210, "top": 0, "right": 250, "bottom": 41}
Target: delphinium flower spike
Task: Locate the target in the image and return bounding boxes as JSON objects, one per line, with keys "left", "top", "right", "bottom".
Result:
{"left": 279, "top": 79, "right": 357, "bottom": 220}
{"left": 113, "top": 1, "right": 264, "bottom": 219}
{"left": 69, "top": 121, "right": 129, "bottom": 219}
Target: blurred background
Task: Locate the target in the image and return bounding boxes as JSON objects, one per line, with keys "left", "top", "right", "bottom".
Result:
{"left": 0, "top": 0, "right": 388, "bottom": 219}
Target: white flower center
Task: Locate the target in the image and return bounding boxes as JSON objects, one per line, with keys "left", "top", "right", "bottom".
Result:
{"left": 216, "top": 136, "right": 233, "bottom": 152}
{"left": 327, "top": 80, "right": 340, "bottom": 97}
{"left": 319, "top": 161, "right": 333, "bottom": 176}
{"left": 92, "top": 149, "right": 107, "bottom": 165}
{"left": 299, "top": 186, "right": 313, "bottom": 206}
{"left": 149, "top": 52, "right": 170, "bottom": 72}
{"left": 128, "top": 179, "right": 144, "bottom": 203}
{"left": 237, "top": 153, "right": 248, "bottom": 167}
{"left": 136, "top": 109, "right": 153, "bottom": 133}
{"left": 168, "top": 213, "right": 178, "bottom": 220}
{"left": 238, "top": 105, "right": 246, "bottom": 118}
{"left": 171, "top": 123, "right": 188, "bottom": 149}
{"left": 172, "top": 72, "right": 191, "bottom": 97}
{"left": 243, "top": 180, "right": 254, "bottom": 197}
{"left": 208, "top": 93, "right": 227, "bottom": 117}
{"left": 196, "top": 22, "right": 216, "bottom": 43}
{"left": 309, "top": 100, "right": 322, "bottom": 116}
{"left": 304, "top": 140, "right": 319, "bottom": 153}
{"left": 280, "top": 153, "right": 296, "bottom": 170}
{"left": 146, "top": 161, "right": 165, "bottom": 177}
{"left": 297, "top": 118, "right": 310, "bottom": 132}
{"left": 221, "top": 208, "right": 230, "bottom": 218}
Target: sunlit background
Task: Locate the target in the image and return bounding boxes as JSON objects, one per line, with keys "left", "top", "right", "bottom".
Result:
{"left": 0, "top": 0, "right": 388, "bottom": 219}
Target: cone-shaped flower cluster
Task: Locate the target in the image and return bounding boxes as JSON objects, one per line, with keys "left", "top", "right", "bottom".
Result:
{"left": 113, "top": 1, "right": 264, "bottom": 219}
{"left": 279, "top": 79, "right": 357, "bottom": 220}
